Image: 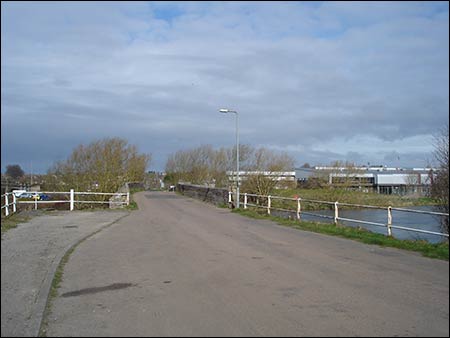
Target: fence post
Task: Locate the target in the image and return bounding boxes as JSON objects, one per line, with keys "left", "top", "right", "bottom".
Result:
{"left": 34, "top": 195, "right": 38, "bottom": 210}
{"left": 228, "top": 191, "right": 232, "bottom": 207}
{"left": 267, "top": 195, "right": 271, "bottom": 215}
{"left": 297, "top": 198, "right": 301, "bottom": 221}
{"left": 244, "top": 193, "right": 247, "bottom": 209}
{"left": 70, "top": 189, "right": 74, "bottom": 211}
{"left": 334, "top": 201, "right": 339, "bottom": 225}
{"left": 5, "top": 194, "right": 9, "bottom": 217}
{"left": 387, "top": 206, "right": 392, "bottom": 236}
{"left": 13, "top": 194, "right": 16, "bottom": 213}
{"left": 126, "top": 192, "right": 130, "bottom": 206}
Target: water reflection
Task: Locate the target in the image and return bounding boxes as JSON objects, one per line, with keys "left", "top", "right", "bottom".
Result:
{"left": 272, "top": 206, "right": 448, "bottom": 244}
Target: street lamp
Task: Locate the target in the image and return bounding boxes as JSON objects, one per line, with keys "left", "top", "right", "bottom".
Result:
{"left": 219, "top": 108, "right": 240, "bottom": 208}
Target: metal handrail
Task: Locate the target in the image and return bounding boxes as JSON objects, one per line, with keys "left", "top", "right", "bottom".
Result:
{"left": 2, "top": 189, "right": 129, "bottom": 217}
{"left": 234, "top": 192, "right": 449, "bottom": 239}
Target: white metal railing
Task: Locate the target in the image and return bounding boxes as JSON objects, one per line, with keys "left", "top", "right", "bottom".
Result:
{"left": 1, "top": 189, "right": 130, "bottom": 217}
{"left": 1, "top": 192, "right": 16, "bottom": 216}
{"left": 229, "top": 192, "right": 449, "bottom": 239}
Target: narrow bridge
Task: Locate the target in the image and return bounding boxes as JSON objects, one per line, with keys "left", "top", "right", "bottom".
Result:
{"left": 2, "top": 191, "right": 449, "bottom": 336}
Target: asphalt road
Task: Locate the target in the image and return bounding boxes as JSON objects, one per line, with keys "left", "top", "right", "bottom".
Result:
{"left": 44, "top": 191, "right": 449, "bottom": 337}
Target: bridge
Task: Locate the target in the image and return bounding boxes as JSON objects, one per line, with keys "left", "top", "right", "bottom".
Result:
{"left": 1, "top": 191, "right": 449, "bottom": 336}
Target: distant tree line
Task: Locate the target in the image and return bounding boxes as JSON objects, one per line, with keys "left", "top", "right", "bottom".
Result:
{"left": 165, "top": 144, "right": 295, "bottom": 196}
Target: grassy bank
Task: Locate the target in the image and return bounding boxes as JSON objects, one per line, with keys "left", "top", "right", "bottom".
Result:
{"left": 233, "top": 208, "right": 449, "bottom": 261}
{"left": 270, "top": 188, "right": 438, "bottom": 210}
{"left": 125, "top": 187, "right": 146, "bottom": 210}
{"left": 1, "top": 213, "right": 31, "bottom": 236}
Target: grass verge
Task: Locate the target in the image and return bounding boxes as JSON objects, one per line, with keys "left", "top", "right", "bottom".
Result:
{"left": 1, "top": 213, "right": 31, "bottom": 236}
{"left": 233, "top": 208, "right": 449, "bottom": 261}
{"left": 39, "top": 212, "right": 130, "bottom": 337}
{"left": 124, "top": 191, "right": 140, "bottom": 210}
{"left": 125, "top": 200, "right": 138, "bottom": 210}
{"left": 39, "top": 245, "right": 76, "bottom": 337}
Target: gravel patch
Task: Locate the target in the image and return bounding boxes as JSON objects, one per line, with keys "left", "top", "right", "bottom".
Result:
{"left": 1, "top": 210, "right": 129, "bottom": 337}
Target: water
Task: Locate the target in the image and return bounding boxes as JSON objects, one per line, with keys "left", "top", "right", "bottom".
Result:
{"left": 272, "top": 206, "right": 448, "bottom": 244}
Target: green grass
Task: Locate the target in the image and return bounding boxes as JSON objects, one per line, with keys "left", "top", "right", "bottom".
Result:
{"left": 1, "top": 213, "right": 31, "bottom": 236}
{"left": 217, "top": 202, "right": 230, "bottom": 209}
{"left": 129, "top": 187, "right": 145, "bottom": 194}
{"left": 233, "top": 208, "right": 449, "bottom": 261}
{"left": 39, "top": 211, "right": 129, "bottom": 336}
{"left": 39, "top": 244, "right": 76, "bottom": 337}
{"left": 125, "top": 200, "right": 138, "bottom": 210}
{"left": 50, "top": 246, "right": 75, "bottom": 298}
{"left": 124, "top": 191, "right": 140, "bottom": 210}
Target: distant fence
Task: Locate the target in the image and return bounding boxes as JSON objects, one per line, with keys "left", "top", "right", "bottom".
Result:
{"left": 230, "top": 192, "right": 449, "bottom": 240}
{"left": 1, "top": 189, "right": 129, "bottom": 217}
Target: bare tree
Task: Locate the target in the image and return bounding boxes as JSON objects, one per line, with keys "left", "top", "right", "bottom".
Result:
{"left": 240, "top": 147, "right": 296, "bottom": 196}
{"left": 165, "top": 145, "right": 216, "bottom": 185}
{"left": 404, "top": 172, "right": 421, "bottom": 196}
{"left": 46, "top": 138, "right": 151, "bottom": 196}
{"left": 431, "top": 125, "right": 449, "bottom": 233}
{"left": 5, "top": 164, "right": 25, "bottom": 180}
{"left": 165, "top": 144, "right": 295, "bottom": 195}
{"left": 165, "top": 144, "right": 255, "bottom": 187}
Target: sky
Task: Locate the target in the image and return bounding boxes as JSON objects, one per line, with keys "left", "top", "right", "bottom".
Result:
{"left": 1, "top": 1, "right": 449, "bottom": 174}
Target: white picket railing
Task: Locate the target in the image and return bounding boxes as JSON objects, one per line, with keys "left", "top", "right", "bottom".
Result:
{"left": 230, "top": 191, "right": 449, "bottom": 239}
{"left": 1, "top": 189, "right": 129, "bottom": 217}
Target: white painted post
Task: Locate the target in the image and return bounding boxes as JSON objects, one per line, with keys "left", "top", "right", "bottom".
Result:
{"left": 70, "top": 189, "right": 74, "bottom": 211}
{"left": 13, "top": 194, "right": 16, "bottom": 213}
{"left": 228, "top": 191, "right": 232, "bottom": 206}
{"left": 297, "top": 198, "right": 301, "bottom": 221}
{"left": 387, "top": 206, "right": 392, "bottom": 236}
{"left": 5, "top": 194, "right": 9, "bottom": 216}
{"left": 334, "top": 202, "right": 339, "bottom": 225}
{"left": 244, "top": 193, "right": 247, "bottom": 209}
{"left": 267, "top": 195, "right": 271, "bottom": 215}
{"left": 34, "top": 195, "right": 38, "bottom": 210}
{"left": 126, "top": 192, "right": 130, "bottom": 206}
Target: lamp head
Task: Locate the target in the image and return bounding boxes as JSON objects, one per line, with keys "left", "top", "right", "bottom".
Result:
{"left": 219, "top": 108, "right": 236, "bottom": 113}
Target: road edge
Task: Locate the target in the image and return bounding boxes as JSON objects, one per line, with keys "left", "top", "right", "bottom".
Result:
{"left": 37, "top": 211, "right": 131, "bottom": 337}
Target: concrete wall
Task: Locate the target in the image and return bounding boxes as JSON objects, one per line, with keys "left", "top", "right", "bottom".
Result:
{"left": 109, "top": 183, "right": 130, "bottom": 209}
{"left": 127, "top": 182, "right": 145, "bottom": 191}
{"left": 177, "top": 183, "right": 229, "bottom": 207}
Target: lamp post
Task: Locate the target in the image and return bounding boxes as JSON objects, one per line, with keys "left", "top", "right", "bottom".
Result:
{"left": 219, "top": 108, "right": 240, "bottom": 208}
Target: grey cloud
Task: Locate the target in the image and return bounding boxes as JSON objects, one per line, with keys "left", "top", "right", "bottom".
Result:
{"left": 1, "top": 2, "right": 448, "bottom": 172}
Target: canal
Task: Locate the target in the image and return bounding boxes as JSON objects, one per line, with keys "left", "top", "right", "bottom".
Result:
{"left": 272, "top": 206, "right": 448, "bottom": 244}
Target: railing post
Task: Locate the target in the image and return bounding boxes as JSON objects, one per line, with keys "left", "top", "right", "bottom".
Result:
{"left": 387, "top": 206, "right": 392, "bottom": 236}
{"left": 70, "top": 189, "right": 74, "bottom": 211}
{"left": 5, "top": 194, "right": 9, "bottom": 217}
{"left": 297, "top": 198, "right": 301, "bottom": 221}
{"left": 244, "top": 193, "right": 247, "bottom": 209}
{"left": 334, "top": 201, "right": 339, "bottom": 225}
{"left": 34, "top": 195, "right": 38, "bottom": 210}
{"left": 228, "top": 191, "right": 232, "bottom": 207}
{"left": 126, "top": 192, "right": 130, "bottom": 206}
{"left": 267, "top": 195, "right": 271, "bottom": 215}
{"left": 13, "top": 194, "right": 17, "bottom": 213}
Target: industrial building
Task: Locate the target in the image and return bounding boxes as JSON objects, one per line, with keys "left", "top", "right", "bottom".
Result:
{"left": 295, "top": 166, "right": 435, "bottom": 196}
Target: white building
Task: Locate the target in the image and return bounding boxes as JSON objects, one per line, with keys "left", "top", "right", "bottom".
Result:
{"left": 226, "top": 171, "right": 296, "bottom": 187}
{"left": 295, "top": 166, "right": 436, "bottom": 196}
